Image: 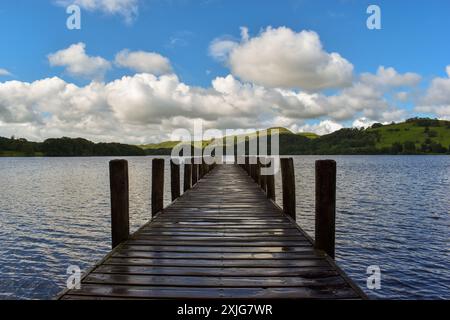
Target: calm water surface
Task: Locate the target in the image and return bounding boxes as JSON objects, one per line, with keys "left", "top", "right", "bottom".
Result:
{"left": 0, "top": 156, "right": 449, "bottom": 299}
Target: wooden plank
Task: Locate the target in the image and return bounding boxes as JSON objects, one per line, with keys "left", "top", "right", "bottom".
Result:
{"left": 62, "top": 284, "right": 360, "bottom": 299}
{"left": 85, "top": 273, "right": 347, "bottom": 288}
{"left": 119, "top": 245, "right": 316, "bottom": 253}
{"left": 94, "top": 265, "right": 339, "bottom": 277}
{"left": 111, "top": 251, "right": 321, "bottom": 260}
{"left": 104, "top": 257, "right": 329, "bottom": 268}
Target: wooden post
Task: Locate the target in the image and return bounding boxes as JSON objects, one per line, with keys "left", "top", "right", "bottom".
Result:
{"left": 315, "top": 160, "right": 336, "bottom": 258}
{"left": 109, "top": 160, "right": 129, "bottom": 249}
{"left": 266, "top": 172, "right": 275, "bottom": 201}
{"left": 202, "top": 158, "right": 208, "bottom": 177}
{"left": 281, "top": 158, "right": 296, "bottom": 221}
{"left": 152, "top": 159, "right": 165, "bottom": 215}
{"left": 200, "top": 158, "right": 205, "bottom": 178}
{"left": 192, "top": 160, "right": 199, "bottom": 186}
{"left": 255, "top": 159, "right": 261, "bottom": 185}
{"left": 259, "top": 160, "right": 267, "bottom": 192}
{"left": 184, "top": 160, "right": 192, "bottom": 192}
{"left": 170, "top": 159, "right": 180, "bottom": 202}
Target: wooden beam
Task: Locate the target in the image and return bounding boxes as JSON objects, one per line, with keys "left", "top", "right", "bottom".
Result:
{"left": 280, "top": 158, "right": 296, "bottom": 221}
{"left": 170, "top": 159, "right": 180, "bottom": 202}
{"left": 109, "top": 160, "right": 129, "bottom": 249}
{"left": 152, "top": 159, "right": 165, "bottom": 215}
{"left": 192, "top": 160, "right": 199, "bottom": 186}
{"left": 315, "top": 160, "right": 336, "bottom": 258}
{"left": 184, "top": 160, "right": 192, "bottom": 192}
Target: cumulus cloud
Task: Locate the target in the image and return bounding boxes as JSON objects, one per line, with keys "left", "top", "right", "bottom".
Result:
{"left": 416, "top": 66, "right": 450, "bottom": 118}
{"left": 115, "top": 50, "right": 172, "bottom": 75}
{"left": 48, "top": 43, "right": 111, "bottom": 80}
{"left": 0, "top": 25, "right": 428, "bottom": 143}
{"left": 360, "top": 66, "right": 421, "bottom": 88}
{"left": 56, "top": 0, "right": 139, "bottom": 23}
{"left": 0, "top": 69, "right": 411, "bottom": 143}
{"left": 298, "top": 120, "right": 343, "bottom": 135}
{"left": 208, "top": 37, "right": 239, "bottom": 63}
{"left": 211, "top": 27, "right": 354, "bottom": 91}
{"left": 0, "top": 69, "right": 11, "bottom": 77}
{"left": 0, "top": 54, "right": 420, "bottom": 144}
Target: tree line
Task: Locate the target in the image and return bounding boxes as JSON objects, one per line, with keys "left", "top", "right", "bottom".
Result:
{"left": 0, "top": 136, "right": 146, "bottom": 157}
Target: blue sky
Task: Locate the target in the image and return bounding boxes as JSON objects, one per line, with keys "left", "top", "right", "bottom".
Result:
{"left": 0, "top": 0, "right": 449, "bottom": 143}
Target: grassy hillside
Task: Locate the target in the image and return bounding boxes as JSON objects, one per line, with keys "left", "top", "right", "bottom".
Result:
{"left": 138, "top": 118, "right": 450, "bottom": 155}
{"left": 368, "top": 118, "right": 450, "bottom": 151}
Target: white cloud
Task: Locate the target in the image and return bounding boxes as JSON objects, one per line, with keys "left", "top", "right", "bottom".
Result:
{"left": 56, "top": 0, "right": 139, "bottom": 23}
{"left": 360, "top": 66, "right": 421, "bottom": 88}
{"left": 298, "top": 120, "right": 343, "bottom": 135}
{"left": 48, "top": 43, "right": 111, "bottom": 80}
{"left": 0, "top": 67, "right": 417, "bottom": 143}
{"left": 352, "top": 117, "right": 377, "bottom": 129}
{"left": 215, "top": 27, "right": 354, "bottom": 91}
{"left": 115, "top": 50, "right": 172, "bottom": 75}
{"left": 416, "top": 66, "right": 450, "bottom": 118}
{"left": 0, "top": 69, "right": 11, "bottom": 77}
{"left": 208, "top": 37, "right": 239, "bottom": 62}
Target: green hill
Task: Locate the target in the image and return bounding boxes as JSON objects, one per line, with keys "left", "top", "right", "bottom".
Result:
{"left": 2, "top": 118, "right": 449, "bottom": 157}
{"left": 139, "top": 118, "right": 450, "bottom": 155}
{"left": 368, "top": 118, "right": 450, "bottom": 153}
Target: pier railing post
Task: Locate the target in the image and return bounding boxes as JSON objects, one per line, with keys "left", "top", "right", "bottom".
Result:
{"left": 170, "top": 159, "right": 180, "bottom": 202}
{"left": 281, "top": 158, "right": 296, "bottom": 221}
{"left": 184, "top": 159, "right": 192, "bottom": 192}
{"left": 255, "top": 158, "right": 261, "bottom": 185}
{"left": 152, "top": 159, "right": 165, "bottom": 215}
{"left": 315, "top": 160, "right": 336, "bottom": 258}
{"left": 266, "top": 164, "right": 275, "bottom": 201}
{"left": 109, "top": 160, "right": 130, "bottom": 249}
{"left": 192, "top": 158, "right": 199, "bottom": 186}
{"left": 259, "top": 158, "right": 266, "bottom": 192}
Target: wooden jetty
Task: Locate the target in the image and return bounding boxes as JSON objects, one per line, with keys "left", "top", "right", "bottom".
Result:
{"left": 58, "top": 157, "right": 367, "bottom": 300}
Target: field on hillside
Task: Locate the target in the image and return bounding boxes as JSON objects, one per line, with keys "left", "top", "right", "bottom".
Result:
{"left": 369, "top": 120, "right": 450, "bottom": 149}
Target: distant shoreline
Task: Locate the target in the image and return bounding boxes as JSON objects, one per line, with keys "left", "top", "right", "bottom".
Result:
{"left": 1, "top": 154, "right": 449, "bottom": 158}
{"left": 2, "top": 118, "right": 450, "bottom": 157}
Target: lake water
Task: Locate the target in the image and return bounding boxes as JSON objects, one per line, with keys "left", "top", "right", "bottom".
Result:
{"left": 0, "top": 156, "right": 449, "bottom": 300}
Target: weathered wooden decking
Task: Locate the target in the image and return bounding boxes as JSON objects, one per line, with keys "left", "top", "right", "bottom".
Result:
{"left": 59, "top": 164, "right": 366, "bottom": 300}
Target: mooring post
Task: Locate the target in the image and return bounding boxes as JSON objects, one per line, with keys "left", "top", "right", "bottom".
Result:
{"left": 255, "top": 158, "right": 261, "bottom": 185}
{"left": 280, "top": 158, "right": 296, "bottom": 221}
{"left": 109, "top": 159, "right": 129, "bottom": 249}
{"left": 259, "top": 158, "right": 267, "bottom": 192}
{"left": 152, "top": 159, "right": 165, "bottom": 215}
{"left": 246, "top": 158, "right": 249, "bottom": 174}
{"left": 315, "top": 160, "right": 337, "bottom": 258}
{"left": 249, "top": 158, "right": 255, "bottom": 181}
{"left": 192, "top": 158, "right": 199, "bottom": 186}
{"left": 266, "top": 164, "right": 275, "bottom": 201}
{"left": 200, "top": 158, "right": 204, "bottom": 178}
{"left": 170, "top": 159, "right": 180, "bottom": 202}
{"left": 184, "top": 159, "right": 192, "bottom": 192}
